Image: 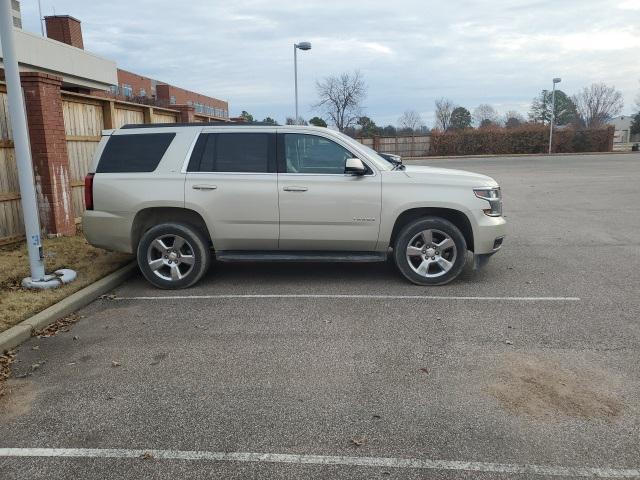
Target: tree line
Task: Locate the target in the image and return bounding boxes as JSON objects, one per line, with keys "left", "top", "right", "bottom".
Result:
{"left": 239, "top": 71, "right": 640, "bottom": 138}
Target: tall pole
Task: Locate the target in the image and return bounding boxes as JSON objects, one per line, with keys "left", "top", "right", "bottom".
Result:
{"left": 0, "top": 0, "right": 46, "bottom": 281}
{"left": 548, "top": 80, "right": 558, "bottom": 154}
{"left": 38, "top": 0, "right": 45, "bottom": 36}
{"left": 294, "top": 44, "right": 299, "bottom": 125}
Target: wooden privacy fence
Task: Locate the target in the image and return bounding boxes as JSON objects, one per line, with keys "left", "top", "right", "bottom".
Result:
{"left": 0, "top": 87, "right": 183, "bottom": 245}
{"left": 357, "top": 135, "right": 431, "bottom": 158}
{"left": 61, "top": 92, "right": 182, "bottom": 222}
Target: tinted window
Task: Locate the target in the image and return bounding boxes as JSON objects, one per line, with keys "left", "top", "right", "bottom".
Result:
{"left": 97, "top": 133, "right": 175, "bottom": 173}
{"left": 283, "top": 134, "right": 354, "bottom": 174}
{"left": 188, "top": 133, "right": 272, "bottom": 173}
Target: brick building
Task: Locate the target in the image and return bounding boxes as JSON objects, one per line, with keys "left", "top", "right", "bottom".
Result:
{"left": 0, "top": 9, "right": 232, "bottom": 241}
{"left": 109, "top": 69, "right": 229, "bottom": 119}
{"left": 43, "top": 15, "right": 229, "bottom": 120}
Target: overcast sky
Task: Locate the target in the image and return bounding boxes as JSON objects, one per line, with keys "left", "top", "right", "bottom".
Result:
{"left": 21, "top": 0, "right": 640, "bottom": 126}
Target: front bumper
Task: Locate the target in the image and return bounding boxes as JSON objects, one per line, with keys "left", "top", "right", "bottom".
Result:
{"left": 471, "top": 213, "right": 506, "bottom": 269}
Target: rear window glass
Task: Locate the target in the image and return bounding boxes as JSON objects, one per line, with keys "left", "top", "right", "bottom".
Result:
{"left": 187, "top": 133, "right": 273, "bottom": 173}
{"left": 96, "top": 133, "right": 175, "bottom": 173}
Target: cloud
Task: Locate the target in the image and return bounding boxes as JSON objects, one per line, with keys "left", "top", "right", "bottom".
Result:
{"left": 19, "top": 0, "right": 640, "bottom": 126}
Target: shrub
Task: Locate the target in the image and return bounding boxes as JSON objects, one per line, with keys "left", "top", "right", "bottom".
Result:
{"left": 428, "top": 125, "right": 613, "bottom": 156}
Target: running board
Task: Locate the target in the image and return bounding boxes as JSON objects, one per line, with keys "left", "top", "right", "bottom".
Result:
{"left": 215, "top": 251, "right": 388, "bottom": 263}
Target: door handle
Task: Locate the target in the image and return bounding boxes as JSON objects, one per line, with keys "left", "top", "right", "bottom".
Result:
{"left": 283, "top": 186, "right": 308, "bottom": 192}
{"left": 192, "top": 184, "right": 217, "bottom": 190}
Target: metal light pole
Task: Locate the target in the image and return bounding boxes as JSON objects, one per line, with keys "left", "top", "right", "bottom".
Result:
{"left": 293, "top": 41, "right": 311, "bottom": 125}
{"left": 548, "top": 77, "right": 561, "bottom": 154}
{"left": 0, "top": 0, "right": 75, "bottom": 289}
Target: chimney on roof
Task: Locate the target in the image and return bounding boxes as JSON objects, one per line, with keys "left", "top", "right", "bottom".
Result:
{"left": 44, "top": 15, "right": 84, "bottom": 49}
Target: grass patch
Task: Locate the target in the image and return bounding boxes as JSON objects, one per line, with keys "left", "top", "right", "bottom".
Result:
{"left": 0, "top": 235, "right": 131, "bottom": 334}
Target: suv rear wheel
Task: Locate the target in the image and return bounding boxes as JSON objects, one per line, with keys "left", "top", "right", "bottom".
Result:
{"left": 394, "top": 217, "right": 467, "bottom": 286}
{"left": 137, "top": 223, "right": 211, "bottom": 289}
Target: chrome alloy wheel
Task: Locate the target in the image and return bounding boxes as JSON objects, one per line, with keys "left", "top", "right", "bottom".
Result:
{"left": 405, "top": 229, "right": 457, "bottom": 278}
{"left": 146, "top": 234, "right": 196, "bottom": 282}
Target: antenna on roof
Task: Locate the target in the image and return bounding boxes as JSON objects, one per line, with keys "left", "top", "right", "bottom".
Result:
{"left": 37, "top": 0, "right": 45, "bottom": 35}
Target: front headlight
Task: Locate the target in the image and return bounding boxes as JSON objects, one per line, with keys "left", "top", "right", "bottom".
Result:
{"left": 474, "top": 187, "right": 502, "bottom": 217}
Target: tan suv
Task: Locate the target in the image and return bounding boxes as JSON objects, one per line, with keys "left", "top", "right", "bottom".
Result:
{"left": 83, "top": 124, "right": 506, "bottom": 289}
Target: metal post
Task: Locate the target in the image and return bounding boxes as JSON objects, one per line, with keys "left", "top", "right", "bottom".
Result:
{"left": 0, "top": 0, "right": 46, "bottom": 281}
{"left": 294, "top": 44, "right": 299, "bottom": 125}
{"left": 38, "top": 0, "right": 45, "bottom": 36}
{"left": 548, "top": 81, "right": 557, "bottom": 154}
{"left": 0, "top": 0, "right": 76, "bottom": 289}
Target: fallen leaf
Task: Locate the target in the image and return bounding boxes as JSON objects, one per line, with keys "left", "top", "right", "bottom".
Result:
{"left": 141, "top": 452, "right": 154, "bottom": 459}
{"left": 351, "top": 436, "right": 367, "bottom": 447}
{"left": 419, "top": 367, "right": 430, "bottom": 374}
{"left": 111, "top": 361, "right": 121, "bottom": 367}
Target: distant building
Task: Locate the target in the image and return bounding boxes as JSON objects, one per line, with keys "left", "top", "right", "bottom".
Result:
{"left": 40, "top": 15, "right": 229, "bottom": 120}
{"left": 11, "top": 0, "right": 22, "bottom": 28}
{"left": 609, "top": 115, "right": 637, "bottom": 144}
{"left": 108, "top": 69, "right": 229, "bottom": 120}
{"left": 0, "top": 12, "right": 116, "bottom": 91}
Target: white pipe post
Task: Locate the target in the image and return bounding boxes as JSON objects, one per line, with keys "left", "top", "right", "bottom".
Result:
{"left": 294, "top": 44, "right": 299, "bottom": 125}
{"left": 0, "top": 0, "right": 46, "bottom": 281}
{"left": 548, "top": 81, "right": 557, "bottom": 154}
{"left": 38, "top": 0, "right": 45, "bottom": 36}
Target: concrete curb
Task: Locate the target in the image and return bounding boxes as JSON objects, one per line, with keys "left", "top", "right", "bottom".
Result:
{"left": 0, "top": 261, "right": 138, "bottom": 353}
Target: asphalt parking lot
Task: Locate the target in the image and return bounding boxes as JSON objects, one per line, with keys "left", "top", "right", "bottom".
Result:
{"left": 1, "top": 153, "right": 639, "bottom": 479}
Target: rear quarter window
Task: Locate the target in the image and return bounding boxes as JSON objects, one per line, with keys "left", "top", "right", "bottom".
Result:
{"left": 96, "top": 133, "right": 175, "bottom": 173}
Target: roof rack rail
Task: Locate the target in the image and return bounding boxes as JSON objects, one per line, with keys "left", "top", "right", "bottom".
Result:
{"left": 120, "top": 121, "right": 280, "bottom": 129}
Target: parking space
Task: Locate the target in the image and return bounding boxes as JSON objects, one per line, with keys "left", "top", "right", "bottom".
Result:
{"left": 1, "top": 153, "right": 639, "bottom": 479}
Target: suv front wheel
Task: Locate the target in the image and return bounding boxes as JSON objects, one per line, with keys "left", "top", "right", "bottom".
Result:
{"left": 394, "top": 217, "right": 467, "bottom": 286}
{"left": 137, "top": 223, "right": 211, "bottom": 289}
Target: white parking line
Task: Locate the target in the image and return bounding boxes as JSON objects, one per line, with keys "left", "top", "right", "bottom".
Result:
{"left": 0, "top": 448, "right": 637, "bottom": 478}
{"left": 113, "top": 294, "right": 581, "bottom": 302}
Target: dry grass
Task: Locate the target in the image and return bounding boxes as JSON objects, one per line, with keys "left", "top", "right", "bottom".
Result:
{"left": 0, "top": 235, "right": 131, "bottom": 333}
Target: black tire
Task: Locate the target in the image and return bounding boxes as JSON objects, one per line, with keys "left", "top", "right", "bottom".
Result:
{"left": 393, "top": 217, "right": 467, "bottom": 286}
{"left": 137, "top": 222, "right": 211, "bottom": 289}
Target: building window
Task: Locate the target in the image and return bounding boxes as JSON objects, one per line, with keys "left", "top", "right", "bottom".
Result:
{"left": 110, "top": 85, "right": 120, "bottom": 96}
{"left": 170, "top": 96, "right": 176, "bottom": 105}
{"left": 11, "top": 0, "right": 20, "bottom": 11}
{"left": 12, "top": 16, "right": 21, "bottom": 28}
{"left": 139, "top": 88, "right": 146, "bottom": 97}
{"left": 121, "top": 84, "right": 133, "bottom": 98}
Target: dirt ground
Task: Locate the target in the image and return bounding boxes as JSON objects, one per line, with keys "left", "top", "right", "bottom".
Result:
{"left": 0, "top": 234, "right": 131, "bottom": 334}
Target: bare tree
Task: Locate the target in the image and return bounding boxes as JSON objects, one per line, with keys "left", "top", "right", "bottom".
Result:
{"left": 314, "top": 71, "right": 367, "bottom": 132}
{"left": 398, "top": 110, "right": 423, "bottom": 132}
{"left": 572, "top": 83, "right": 623, "bottom": 128}
{"left": 635, "top": 80, "right": 640, "bottom": 111}
{"left": 473, "top": 104, "right": 500, "bottom": 127}
{"left": 434, "top": 98, "right": 454, "bottom": 131}
{"left": 503, "top": 110, "right": 525, "bottom": 128}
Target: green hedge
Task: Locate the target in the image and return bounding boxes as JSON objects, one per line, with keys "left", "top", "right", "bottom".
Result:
{"left": 428, "top": 125, "right": 614, "bottom": 156}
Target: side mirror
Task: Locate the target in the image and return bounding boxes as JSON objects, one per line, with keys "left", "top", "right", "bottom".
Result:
{"left": 345, "top": 158, "right": 366, "bottom": 175}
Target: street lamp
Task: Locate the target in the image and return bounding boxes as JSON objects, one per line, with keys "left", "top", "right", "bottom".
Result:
{"left": 0, "top": 0, "right": 76, "bottom": 289}
{"left": 294, "top": 41, "right": 312, "bottom": 125}
{"left": 548, "top": 77, "right": 561, "bottom": 154}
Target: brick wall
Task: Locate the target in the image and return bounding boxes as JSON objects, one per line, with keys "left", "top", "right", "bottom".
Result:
{"left": 116, "top": 69, "right": 155, "bottom": 98}
{"left": 156, "top": 83, "right": 228, "bottom": 117}
{"left": 20, "top": 72, "right": 75, "bottom": 235}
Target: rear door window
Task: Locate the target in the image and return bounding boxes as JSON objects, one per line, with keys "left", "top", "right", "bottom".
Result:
{"left": 96, "top": 133, "right": 175, "bottom": 173}
{"left": 187, "top": 133, "right": 275, "bottom": 173}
